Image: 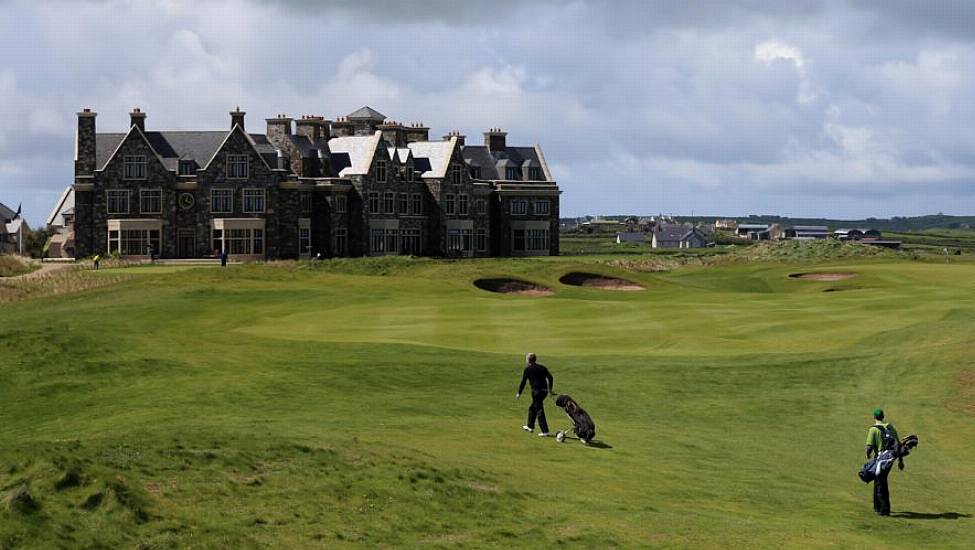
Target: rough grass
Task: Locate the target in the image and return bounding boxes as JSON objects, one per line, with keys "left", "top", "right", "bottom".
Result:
{"left": 0, "top": 256, "right": 35, "bottom": 278}
{"left": 1, "top": 256, "right": 974, "bottom": 548}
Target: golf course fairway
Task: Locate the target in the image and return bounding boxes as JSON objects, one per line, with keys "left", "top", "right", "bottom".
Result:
{"left": 1, "top": 256, "right": 973, "bottom": 548}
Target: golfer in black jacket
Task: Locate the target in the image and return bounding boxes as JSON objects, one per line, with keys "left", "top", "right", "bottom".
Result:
{"left": 516, "top": 353, "right": 554, "bottom": 437}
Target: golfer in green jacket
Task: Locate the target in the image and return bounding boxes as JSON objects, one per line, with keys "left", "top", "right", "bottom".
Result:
{"left": 865, "top": 408, "right": 903, "bottom": 516}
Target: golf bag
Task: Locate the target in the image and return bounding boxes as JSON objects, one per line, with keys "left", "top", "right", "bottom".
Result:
{"left": 858, "top": 433, "right": 919, "bottom": 483}
{"left": 554, "top": 394, "right": 596, "bottom": 443}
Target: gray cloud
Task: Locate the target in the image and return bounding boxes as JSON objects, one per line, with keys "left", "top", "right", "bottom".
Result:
{"left": 2, "top": 0, "right": 975, "bottom": 226}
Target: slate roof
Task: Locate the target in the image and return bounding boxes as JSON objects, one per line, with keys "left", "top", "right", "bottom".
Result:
{"left": 95, "top": 130, "right": 278, "bottom": 172}
{"left": 461, "top": 145, "right": 546, "bottom": 181}
{"left": 654, "top": 224, "right": 699, "bottom": 242}
{"left": 47, "top": 186, "right": 75, "bottom": 227}
{"left": 327, "top": 132, "right": 382, "bottom": 176}
{"left": 0, "top": 201, "right": 16, "bottom": 223}
{"left": 407, "top": 138, "right": 456, "bottom": 178}
{"left": 346, "top": 106, "right": 386, "bottom": 121}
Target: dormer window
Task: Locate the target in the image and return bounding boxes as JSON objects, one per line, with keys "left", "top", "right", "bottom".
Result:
{"left": 405, "top": 163, "right": 414, "bottom": 182}
{"left": 375, "top": 160, "right": 387, "bottom": 182}
{"left": 179, "top": 160, "right": 195, "bottom": 176}
{"left": 227, "top": 154, "right": 248, "bottom": 179}
{"left": 528, "top": 167, "right": 542, "bottom": 181}
{"left": 123, "top": 155, "right": 147, "bottom": 180}
{"left": 470, "top": 166, "right": 481, "bottom": 179}
{"left": 450, "top": 164, "right": 463, "bottom": 185}
{"left": 505, "top": 167, "right": 520, "bottom": 181}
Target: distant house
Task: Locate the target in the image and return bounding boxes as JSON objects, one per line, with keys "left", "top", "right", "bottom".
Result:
{"left": 736, "top": 223, "right": 770, "bottom": 238}
{"left": 784, "top": 225, "right": 829, "bottom": 240}
{"left": 714, "top": 219, "right": 737, "bottom": 230}
{"left": 616, "top": 232, "right": 645, "bottom": 244}
{"left": 751, "top": 223, "right": 784, "bottom": 241}
{"left": 45, "top": 186, "right": 76, "bottom": 258}
{"left": 653, "top": 224, "right": 710, "bottom": 249}
{"left": 834, "top": 228, "right": 881, "bottom": 241}
{"left": 1, "top": 200, "right": 30, "bottom": 254}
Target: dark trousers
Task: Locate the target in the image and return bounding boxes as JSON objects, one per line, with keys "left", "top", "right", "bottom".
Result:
{"left": 873, "top": 467, "right": 891, "bottom": 515}
{"left": 527, "top": 391, "right": 549, "bottom": 433}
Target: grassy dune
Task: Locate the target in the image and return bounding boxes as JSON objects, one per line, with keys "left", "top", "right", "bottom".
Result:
{"left": 1, "top": 255, "right": 973, "bottom": 548}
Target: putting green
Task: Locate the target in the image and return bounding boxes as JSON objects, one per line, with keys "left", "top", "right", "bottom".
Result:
{"left": 0, "top": 257, "right": 973, "bottom": 548}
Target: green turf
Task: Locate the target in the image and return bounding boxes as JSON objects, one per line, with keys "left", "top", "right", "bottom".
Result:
{"left": 1, "top": 256, "right": 973, "bottom": 548}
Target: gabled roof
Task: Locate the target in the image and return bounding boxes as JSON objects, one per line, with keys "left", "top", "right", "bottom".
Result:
{"left": 47, "top": 186, "right": 75, "bottom": 227}
{"left": 346, "top": 106, "right": 386, "bottom": 121}
{"left": 99, "top": 124, "right": 169, "bottom": 173}
{"left": 407, "top": 137, "right": 457, "bottom": 179}
{"left": 202, "top": 125, "right": 273, "bottom": 171}
{"left": 327, "top": 131, "right": 383, "bottom": 176}
{"left": 654, "top": 224, "right": 700, "bottom": 242}
{"left": 95, "top": 129, "right": 277, "bottom": 172}
{"left": 0, "top": 201, "right": 15, "bottom": 222}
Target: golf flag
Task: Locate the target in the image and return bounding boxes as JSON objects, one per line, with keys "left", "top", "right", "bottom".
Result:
{"left": 15, "top": 203, "right": 21, "bottom": 218}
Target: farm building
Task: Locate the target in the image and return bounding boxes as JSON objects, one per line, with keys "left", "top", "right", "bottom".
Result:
{"left": 652, "top": 224, "right": 710, "bottom": 249}
{"left": 750, "top": 224, "right": 784, "bottom": 241}
{"left": 616, "top": 232, "right": 645, "bottom": 244}
{"left": 784, "top": 225, "right": 829, "bottom": 240}
{"left": 834, "top": 228, "right": 881, "bottom": 241}
{"left": 736, "top": 223, "right": 770, "bottom": 238}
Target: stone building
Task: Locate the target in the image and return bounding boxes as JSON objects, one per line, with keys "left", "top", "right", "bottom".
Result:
{"left": 68, "top": 106, "right": 559, "bottom": 259}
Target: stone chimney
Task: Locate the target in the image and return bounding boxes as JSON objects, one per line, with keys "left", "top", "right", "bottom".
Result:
{"left": 230, "top": 106, "right": 245, "bottom": 131}
{"left": 330, "top": 116, "right": 354, "bottom": 138}
{"left": 296, "top": 115, "right": 328, "bottom": 141}
{"left": 266, "top": 114, "right": 293, "bottom": 142}
{"left": 443, "top": 131, "right": 466, "bottom": 147}
{"left": 129, "top": 107, "right": 146, "bottom": 132}
{"left": 75, "top": 108, "right": 97, "bottom": 175}
{"left": 378, "top": 120, "right": 406, "bottom": 147}
{"left": 484, "top": 128, "right": 507, "bottom": 153}
{"left": 405, "top": 122, "right": 429, "bottom": 143}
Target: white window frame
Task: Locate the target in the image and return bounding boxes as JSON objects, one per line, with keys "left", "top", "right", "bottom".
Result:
{"left": 140, "top": 189, "right": 162, "bottom": 214}
{"left": 211, "top": 188, "right": 234, "bottom": 214}
{"left": 445, "top": 194, "right": 456, "bottom": 215}
{"left": 511, "top": 200, "right": 528, "bottom": 216}
{"left": 368, "top": 192, "right": 380, "bottom": 213}
{"left": 383, "top": 192, "right": 395, "bottom": 214}
{"left": 300, "top": 192, "right": 313, "bottom": 213}
{"left": 298, "top": 227, "right": 311, "bottom": 255}
{"left": 528, "top": 166, "right": 542, "bottom": 181}
{"left": 533, "top": 200, "right": 550, "bottom": 216}
{"left": 242, "top": 188, "right": 266, "bottom": 214}
{"left": 505, "top": 167, "right": 519, "bottom": 181}
{"left": 375, "top": 160, "right": 387, "bottom": 183}
{"left": 107, "top": 190, "right": 130, "bottom": 214}
{"left": 398, "top": 193, "right": 408, "bottom": 215}
{"left": 459, "top": 194, "right": 469, "bottom": 215}
{"left": 410, "top": 193, "right": 423, "bottom": 215}
{"left": 227, "top": 154, "right": 249, "bottom": 180}
{"left": 123, "top": 155, "right": 147, "bottom": 180}
{"left": 450, "top": 164, "right": 463, "bottom": 185}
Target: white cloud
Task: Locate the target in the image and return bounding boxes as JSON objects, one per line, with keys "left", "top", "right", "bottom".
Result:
{"left": 755, "top": 39, "right": 817, "bottom": 103}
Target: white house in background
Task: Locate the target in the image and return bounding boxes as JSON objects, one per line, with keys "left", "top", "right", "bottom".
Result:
{"left": 0, "top": 200, "right": 30, "bottom": 254}
{"left": 616, "top": 232, "right": 645, "bottom": 244}
{"left": 45, "top": 186, "right": 76, "bottom": 258}
{"left": 652, "top": 224, "right": 710, "bottom": 249}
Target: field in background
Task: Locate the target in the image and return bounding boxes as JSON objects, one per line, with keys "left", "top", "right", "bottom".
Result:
{"left": 1, "top": 253, "right": 974, "bottom": 548}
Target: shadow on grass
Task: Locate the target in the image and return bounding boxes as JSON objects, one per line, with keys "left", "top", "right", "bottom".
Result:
{"left": 891, "top": 511, "right": 971, "bottom": 520}
{"left": 587, "top": 441, "right": 613, "bottom": 449}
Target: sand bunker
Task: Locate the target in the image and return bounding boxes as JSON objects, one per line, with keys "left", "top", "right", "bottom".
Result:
{"left": 559, "top": 272, "right": 645, "bottom": 291}
{"left": 789, "top": 272, "right": 858, "bottom": 281}
{"left": 473, "top": 278, "right": 553, "bottom": 296}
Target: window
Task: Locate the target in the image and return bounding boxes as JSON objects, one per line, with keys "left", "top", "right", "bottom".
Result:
{"left": 470, "top": 166, "right": 481, "bottom": 179}
{"left": 528, "top": 167, "right": 542, "bottom": 181}
{"left": 410, "top": 193, "right": 423, "bottom": 215}
{"left": 534, "top": 200, "right": 550, "bottom": 216}
{"left": 459, "top": 194, "right": 469, "bottom": 215}
{"left": 375, "top": 160, "right": 387, "bottom": 182}
{"left": 227, "top": 154, "right": 248, "bottom": 179}
{"left": 140, "top": 189, "right": 162, "bottom": 214}
{"left": 505, "top": 167, "right": 520, "bottom": 180}
{"left": 476, "top": 228, "right": 487, "bottom": 252}
{"left": 211, "top": 189, "right": 233, "bottom": 213}
{"left": 398, "top": 193, "right": 408, "bottom": 215}
{"left": 179, "top": 160, "right": 195, "bottom": 176}
{"left": 222, "top": 228, "right": 263, "bottom": 255}
{"left": 242, "top": 188, "right": 265, "bottom": 213}
{"left": 513, "top": 229, "right": 526, "bottom": 251}
{"left": 299, "top": 227, "right": 311, "bottom": 254}
{"left": 445, "top": 194, "right": 456, "bottom": 215}
{"left": 300, "top": 193, "right": 313, "bottom": 213}
{"left": 211, "top": 229, "right": 223, "bottom": 253}
{"left": 383, "top": 192, "right": 395, "bottom": 214}
{"left": 401, "top": 229, "right": 421, "bottom": 255}
{"left": 405, "top": 163, "right": 414, "bottom": 181}
{"left": 511, "top": 200, "right": 528, "bottom": 215}
{"left": 462, "top": 229, "right": 472, "bottom": 251}
{"left": 335, "top": 194, "right": 348, "bottom": 213}
{"left": 477, "top": 199, "right": 487, "bottom": 214}
{"left": 370, "top": 229, "right": 384, "bottom": 254}
{"left": 108, "top": 228, "right": 160, "bottom": 256}
{"left": 368, "top": 192, "right": 380, "bottom": 213}
{"left": 447, "top": 229, "right": 462, "bottom": 253}
{"left": 450, "top": 164, "right": 463, "bottom": 185}
{"left": 528, "top": 229, "right": 549, "bottom": 250}
{"left": 123, "top": 155, "right": 147, "bottom": 180}
{"left": 107, "top": 190, "right": 129, "bottom": 214}
{"left": 384, "top": 229, "right": 398, "bottom": 253}
{"left": 334, "top": 228, "right": 348, "bottom": 256}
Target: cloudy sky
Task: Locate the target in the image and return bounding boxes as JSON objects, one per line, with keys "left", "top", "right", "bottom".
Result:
{"left": 3, "top": 0, "right": 975, "bottom": 225}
